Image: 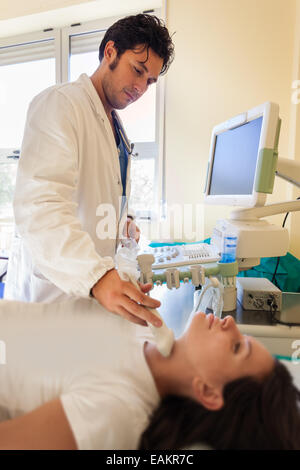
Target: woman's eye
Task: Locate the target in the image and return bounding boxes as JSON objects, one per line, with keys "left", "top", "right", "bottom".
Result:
{"left": 234, "top": 342, "right": 241, "bottom": 354}
{"left": 134, "top": 67, "right": 142, "bottom": 75}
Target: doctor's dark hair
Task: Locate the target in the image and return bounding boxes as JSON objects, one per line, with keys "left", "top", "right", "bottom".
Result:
{"left": 139, "top": 360, "right": 300, "bottom": 450}
{"left": 98, "top": 14, "right": 174, "bottom": 75}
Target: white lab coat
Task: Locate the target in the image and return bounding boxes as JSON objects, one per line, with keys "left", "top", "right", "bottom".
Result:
{"left": 5, "top": 74, "right": 131, "bottom": 302}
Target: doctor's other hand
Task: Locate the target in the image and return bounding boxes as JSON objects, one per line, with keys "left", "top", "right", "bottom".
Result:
{"left": 122, "top": 217, "right": 140, "bottom": 244}
{"left": 91, "top": 269, "right": 162, "bottom": 327}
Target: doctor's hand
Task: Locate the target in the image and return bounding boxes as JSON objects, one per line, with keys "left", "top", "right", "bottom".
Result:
{"left": 91, "top": 269, "right": 162, "bottom": 327}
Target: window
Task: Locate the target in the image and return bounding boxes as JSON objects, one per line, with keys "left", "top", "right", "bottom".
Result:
{"left": 69, "top": 30, "right": 103, "bottom": 81}
{"left": 0, "top": 155, "right": 18, "bottom": 256}
{"left": 0, "top": 38, "right": 56, "bottom": 149}
{"left": 0, "top": 31, "right": 58, "bottom": 253}
{"left": 0, "top": 153, "right": 18, "bottom": 220}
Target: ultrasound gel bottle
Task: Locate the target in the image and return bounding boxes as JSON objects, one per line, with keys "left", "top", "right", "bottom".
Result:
{"left": 220, "top": 231, "right": 238, "bottom": 263}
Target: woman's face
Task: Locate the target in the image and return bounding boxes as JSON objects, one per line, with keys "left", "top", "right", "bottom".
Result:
{"left": 182, "top": 312, "right": 274, "bottom": 389}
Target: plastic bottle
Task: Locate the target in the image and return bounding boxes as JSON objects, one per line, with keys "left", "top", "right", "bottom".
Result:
{"left": 220, "top": 231, "right": 238, "bottom": 263}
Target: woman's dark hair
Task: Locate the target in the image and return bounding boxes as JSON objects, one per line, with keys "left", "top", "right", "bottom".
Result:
{"left": 139, "top": 360, "right": 300, "bottom": 450}
{"left": 99, "top": 14, "right": 174, "bottom": 75}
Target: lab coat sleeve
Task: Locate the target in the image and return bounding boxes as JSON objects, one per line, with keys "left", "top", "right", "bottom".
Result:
{"left": 13, "top": 88, "right": 115, "bottom": 298}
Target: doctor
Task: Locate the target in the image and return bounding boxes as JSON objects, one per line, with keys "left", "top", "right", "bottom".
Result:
{"left": 5, "top": 14, "right": 175, "bottom": 327}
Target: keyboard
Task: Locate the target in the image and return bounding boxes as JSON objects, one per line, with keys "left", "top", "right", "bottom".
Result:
{"left": 141, "top": 243, "right": 220, "bottom": 270}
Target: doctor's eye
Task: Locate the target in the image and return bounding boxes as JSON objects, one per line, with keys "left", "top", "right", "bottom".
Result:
{"left": 134, "top": 66, "right": 142, "bottom": 75}
{"left": 234, "top": 342, "right": 241, "bottom": 354}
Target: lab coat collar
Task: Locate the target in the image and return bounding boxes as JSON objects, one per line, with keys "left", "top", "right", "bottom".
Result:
{"left": 77, "top": 73, "right": 108, "bottom": 119}
{"left": 77, "top": 74, "right": 132, "bottom": 154}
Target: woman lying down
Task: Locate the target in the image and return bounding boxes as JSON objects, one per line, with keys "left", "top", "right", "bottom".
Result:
{"left": 0, "top": 297, "right": 299, "bottom": 450}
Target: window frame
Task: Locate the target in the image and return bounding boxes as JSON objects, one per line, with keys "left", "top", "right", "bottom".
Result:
{"left": 0, "top": 28, "right": 61, "bottom": 226}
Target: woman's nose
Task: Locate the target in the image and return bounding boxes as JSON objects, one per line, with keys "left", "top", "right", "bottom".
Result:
{"left": 221, "top": 315, "right": 236, "bottom": 330}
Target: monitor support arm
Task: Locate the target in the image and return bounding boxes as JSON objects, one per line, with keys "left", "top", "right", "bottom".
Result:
{"left": 276, "top": 157, "right": 300, "bottom": 189}
{"left": 230, "top": 200, "right": 300, "bottom": 221}
{"left": 230, "top": 157, "right": 300, "bottom": 221}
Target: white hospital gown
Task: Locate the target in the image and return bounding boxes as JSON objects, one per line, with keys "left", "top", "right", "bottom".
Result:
{"left": 0, "top": 298, "right": 160, "bottom": 449}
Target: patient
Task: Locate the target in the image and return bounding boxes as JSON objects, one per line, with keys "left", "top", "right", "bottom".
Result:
{"left": 140, "top": 313, "right": 300, "bottom": 450}
{"left": 0, "top": 298, "right": 299, "bottom": 450}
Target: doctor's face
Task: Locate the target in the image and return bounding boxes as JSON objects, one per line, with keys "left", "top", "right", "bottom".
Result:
{"left": 101, "top": 42, "right": 163, "bottom": 110}
{"left": 182, "top": 312, "right": 274, "bottom": 389}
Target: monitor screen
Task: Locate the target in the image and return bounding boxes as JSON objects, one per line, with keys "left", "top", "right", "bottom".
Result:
{"left": 208, "top": 116, "right": 263, "bottom": 196}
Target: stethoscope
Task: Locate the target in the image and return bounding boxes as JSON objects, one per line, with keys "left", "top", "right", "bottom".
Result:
{"left": 112, "top": 111, "right": 138, "bottom": 158}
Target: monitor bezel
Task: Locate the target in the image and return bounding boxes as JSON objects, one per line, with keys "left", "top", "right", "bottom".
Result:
{"left": 204, "top": 102, "right": 280, "bottom": 208}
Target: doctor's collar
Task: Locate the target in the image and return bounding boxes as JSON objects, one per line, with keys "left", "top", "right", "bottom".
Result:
{"left": 79, "top": 73, "right": 108, "bottom": 119}
{"left": 79, "top": 74, "right": 134, "bottom": 156}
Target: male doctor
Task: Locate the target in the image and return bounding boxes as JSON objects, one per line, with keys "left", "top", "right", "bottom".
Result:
{"left": 5, "top": 14, "right": 174, "bottom": 327}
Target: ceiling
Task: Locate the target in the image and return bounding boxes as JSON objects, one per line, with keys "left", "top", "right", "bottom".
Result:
{"left": 0, "top": 0, "right": 163, "bottom": 39}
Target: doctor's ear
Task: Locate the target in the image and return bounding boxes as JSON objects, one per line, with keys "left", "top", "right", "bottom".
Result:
{"left": 104, "top": 41, "right": 118, "bottom": 62}
{"left": 192, "top": 377, "right": 224, "bottom": 411}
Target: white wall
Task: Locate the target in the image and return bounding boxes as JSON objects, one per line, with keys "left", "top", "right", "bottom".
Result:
{"left": 288, "top": 0, "right": 300, "bottom": 258}
{"left": 163, "top": 0, "right": 300, "bottom": 257}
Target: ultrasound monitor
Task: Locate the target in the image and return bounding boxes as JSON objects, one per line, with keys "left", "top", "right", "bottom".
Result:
{"left": 204, "top": 102, "right": 281, "bottom": 208}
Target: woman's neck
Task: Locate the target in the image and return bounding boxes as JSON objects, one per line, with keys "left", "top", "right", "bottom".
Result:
{"left": 144, "top": 339, "right": 194, "bottom": 399}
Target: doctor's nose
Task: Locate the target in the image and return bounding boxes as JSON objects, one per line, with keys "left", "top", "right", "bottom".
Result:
{"left": 133, "top": 80, "right": 148, "bottom": 97}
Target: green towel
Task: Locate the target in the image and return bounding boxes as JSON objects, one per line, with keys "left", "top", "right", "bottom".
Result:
{"left": 237, "top": 252, "right": 300, "bottom": 293}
